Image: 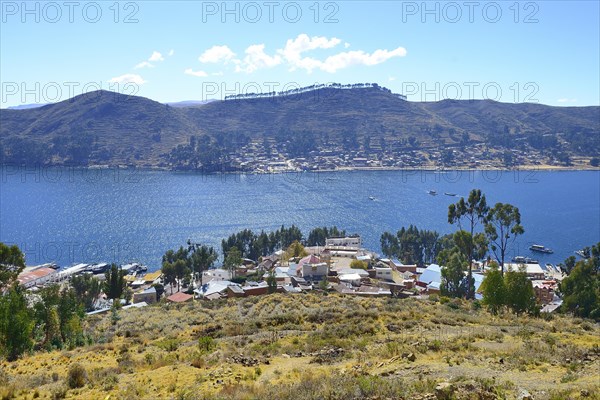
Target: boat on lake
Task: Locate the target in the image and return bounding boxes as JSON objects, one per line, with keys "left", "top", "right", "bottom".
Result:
{"left": 575, "top": 249, "right": 590, "bottom": 259}
{"left": 89, "top": 262, "right": 110, "bottom": 274}
{"left": 427, "top": 190, "right": 438, "bottom": 195}
{"left": 530, "top": 244, "right": 554, "bottom": 254}
{"left": 444, "top": 192, "right": 457, "bottom": 196}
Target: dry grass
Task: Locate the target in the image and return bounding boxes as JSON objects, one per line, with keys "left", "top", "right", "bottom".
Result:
{"left": 1, "top": 293, "right": 599, "bottom": 399}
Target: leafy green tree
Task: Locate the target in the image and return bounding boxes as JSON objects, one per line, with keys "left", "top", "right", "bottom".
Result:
{"left": 307, "top": 226, "right": 346, "bottom": 247}
{"left": 559, "top": 258, "right": 599, "bottom": 320}
{"left": 0, "top": 285, "right": 33, "bottom": 360}
{"left": 485, "top": 203, "right": 524, "bottom": 274}
{"left": 420, "top": 229, "right": 441, "bottom": 264}
{"left": 173, "top": 259, "right": 190, "bottom": 292}
{"left": 380, "top": 232, "right": 400, "bottom": 258}
{"left": 123, "top": 287, "right": 134, "bottom": 305}
{"left": 34, "top": 285, "right": 62, "bottom": 347}
{"left": 441, "top": 252, "right": 467, "bottom": 298}
{"left": 563, "top": 256, "right": 577, "bottom": 275}
{"left": 163, "top": 247, "right": 189, "bottom": 266}
{"left": 161, "top": 262, "right": 177, "bottom": 295}
{"left": 34, "top": 285, "right": 83, "bottom": 349}
{"left": 283, "top": 241, "right": 308, "bottom": 262}
{"left": 187, "top": 242, "right": 218, "bottom": 279}
{"left": 103, "top": 264, "right": 126, "bottom": 301}
{"left": 448, "top": 189, "right": 489, "bottom": 299}
{"left": 480, "top": 262, "right": 506, "bottom": 314}
{"left": 223, "top": 247, "right": 243, "bottom": 279}
{"left": 0, "top": 243, "right": 26, "bottom": 290}
{"left": 504, "top": 266, "right": 536, "bottom": 315}
{"left": 398, "top": 225, "right": 422, "bottom": 265}
{"left": 266, "top": 270, "right": 277, "bottom": 294}
{"left": 591, "top": 242, "right": 600, "bottom": 270}
{"left": 71, "top": 274, "right": 101, "bottom": 311}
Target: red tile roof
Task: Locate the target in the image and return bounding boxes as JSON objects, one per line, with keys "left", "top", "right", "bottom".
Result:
{"left": 298, "top": 254, "right": 321, "bottom": 267}
{"left": 167, "top": 292, "right": 193, "bottom": 303}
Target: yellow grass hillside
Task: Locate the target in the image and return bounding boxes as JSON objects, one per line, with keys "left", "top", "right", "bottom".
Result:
{"left": 1, "top": 293, "right": 599, "bottom": 400}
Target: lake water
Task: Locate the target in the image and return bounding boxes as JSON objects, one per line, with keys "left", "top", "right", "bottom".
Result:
{"left": 1, "top": 168, "right": 598, "bottom": 270}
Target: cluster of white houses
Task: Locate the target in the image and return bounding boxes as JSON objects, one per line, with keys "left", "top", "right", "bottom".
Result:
{"left": 16, "top": 236, "right": 562, "bottom": 311}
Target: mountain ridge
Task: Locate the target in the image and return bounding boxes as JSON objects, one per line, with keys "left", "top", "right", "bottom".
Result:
{"left": 1, "top": 87, "right": 598, "bottom": 169}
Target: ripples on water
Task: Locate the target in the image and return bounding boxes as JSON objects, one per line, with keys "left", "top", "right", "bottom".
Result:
{"left": 1, "top": 169, "right": 598, "bottom": 270}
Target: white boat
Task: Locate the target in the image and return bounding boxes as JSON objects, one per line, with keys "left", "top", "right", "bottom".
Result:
{"left": 530, "top": 244, "right": 553, "bottom": 254}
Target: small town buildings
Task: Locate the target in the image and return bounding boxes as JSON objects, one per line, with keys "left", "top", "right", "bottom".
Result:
{"left": 133, "top": 287, "right": 157, "bottom": 304}
{"left": 532, "top": 280, "right": 557, "bottom": 304}
{"left": 337, "top": 268, "right": 370, "bottom": 278}
{"left": 167, "top": 292, "right": 193, "bottom": 303}
{"left": 194, "top": 279, "right": 234, "bottom": 298}
{"left": 297, "top": 255, "right": 328, "bottom": 280}
{"left": 243, "top": 281, "right": 269, "bottom": 296}
{"left": 144, "top": 271, "right": 162, "bottom": 284}
{"left": 418, "top": 264, "right": 442, "bottom": 288}
{"left": 56, "top": 263, "right": 89, "bottom": 282}
{"left": 325, "top": 235, "right": 362, "bottom": 249}
{"left": 503, "top": 262, "right": 545, "bottom": 280}
{"left": 338, "top": 273, "right": 362, "bottom": 286}
{"left": 17, "top": 267, "right": 58, "bottom": 288}
{"left": 202, "top": 269, "right": 232, "bottom": 284}
{"left": 374, "top": 266, "right": 393, "bottom": 281}
{"left": 226, "top": 284, "right": 246, "bottom": 298}
{"left": 274, "top": 267, "right": 291, "bottom": 283}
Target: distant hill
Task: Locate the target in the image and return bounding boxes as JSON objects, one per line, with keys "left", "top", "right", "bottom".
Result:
{"left": 165, "top": 99, "right": 217, "bottom": 108}
{"left": 6, "top": 103, "right": 48, "bottom": 110}
{"left": 1, "top": 86, "right": 598, "bottom": 168}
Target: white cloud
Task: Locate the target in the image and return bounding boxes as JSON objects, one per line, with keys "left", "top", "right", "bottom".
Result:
{"left": 317, "top": 47, "right": 407, "bottom": 73}
{"left": 109, "top": 74, "right": 146, "bottom": 85}
{"left": 276, "top": 34, "right": 405, "bottom": 73}
{"left": 557, "top": 98, "right": 577, "bottom": 103}
{"left": 149, "top": 51, "right": 164, "bottom": 62}
{"left": 212, "top": 71, "right": 224, "bottom": 76}
{"left": 168, "top": 49, "right": 175, "bottom": 56}
{"left": 279, "top": 34, "right": 341, "bottom": 68}
{"left": 388, "top": 76, "right": 397, "bottom": 81}
{"left": 195, "top": 34, "right": 406, "bottom": 75}
{"left": 199, "top": 45, "right": 236, "bottom": 64}
{"left": 235, "top": 44, "right": 282, "bottom": 73}
{"left": 184, "top": 68, "right": 208, "bottom": 77}
{"left": 134, "top": 61, "right": 154, "bottom": 69}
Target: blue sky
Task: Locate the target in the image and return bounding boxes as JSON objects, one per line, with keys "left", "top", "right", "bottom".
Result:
{"left": 1, "top": 1, "right": 599, "bottom": 107}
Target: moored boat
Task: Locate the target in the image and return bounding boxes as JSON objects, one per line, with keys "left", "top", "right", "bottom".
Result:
{"left": 530, "top": 244, "right": 553, "bottom": 254}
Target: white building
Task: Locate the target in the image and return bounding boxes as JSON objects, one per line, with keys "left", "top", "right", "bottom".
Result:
{"left": 298, "top": 255, "right": 329, "bottom": 280}
{"left": 17, "top": 267, "right": 58, "bottom": 288}
{"left": 501, "top": 263, "right": 545, "bottom": 280}
{"left": 202, "top": 268, "right": 232, "bottom": 283}
{"left": 374, "top": 266, "right": 393, "bottom": 281}
{"left": 325, "top": 235, "right": 362, "bottom": 249}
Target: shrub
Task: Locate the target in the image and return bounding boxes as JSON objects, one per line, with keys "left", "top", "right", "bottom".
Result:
{"left": 67, "top": 363, "right": 87, "bottom": 389}
{"left": 157, "top": 337, "right": 181, "bottom": 352}
{"left": 198, "top": 336, "right": 215, "bottom": 353}
{"left": 50, "top": 384, "right": 67, "bottom": 400}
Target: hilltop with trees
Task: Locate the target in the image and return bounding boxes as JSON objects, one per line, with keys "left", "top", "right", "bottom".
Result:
{"left": 1, "top": 87, "right": 599, "bottom": 169}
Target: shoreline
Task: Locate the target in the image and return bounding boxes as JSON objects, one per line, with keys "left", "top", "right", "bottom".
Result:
{"left": 3, "top": 164, "right": 598, "bottom": 174}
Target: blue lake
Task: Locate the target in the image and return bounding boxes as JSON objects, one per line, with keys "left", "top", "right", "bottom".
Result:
{"left": 1, "top": 168, "right": 598, "bottom": 270}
